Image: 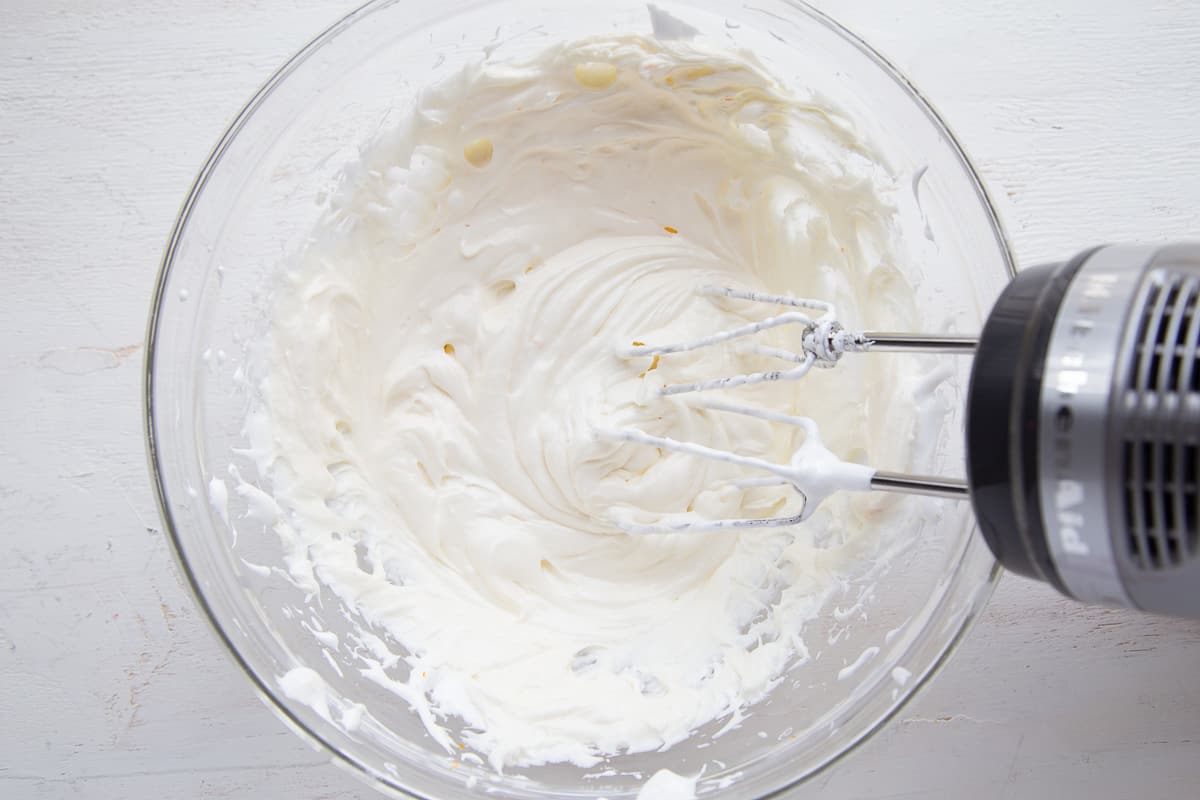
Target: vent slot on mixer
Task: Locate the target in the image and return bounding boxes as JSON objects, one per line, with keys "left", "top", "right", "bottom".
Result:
{"left": 1122, "top": 271, "right": 1200, "bottom": 570}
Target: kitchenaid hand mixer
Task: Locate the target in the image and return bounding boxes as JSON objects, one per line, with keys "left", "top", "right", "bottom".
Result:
{"left": 609, "top": 244, "right": 1200, "bottom": 617}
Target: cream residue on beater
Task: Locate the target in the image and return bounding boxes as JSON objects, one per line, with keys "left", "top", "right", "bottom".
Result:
{"left": 245, "top": 36, "right": 932, "bottom": 769}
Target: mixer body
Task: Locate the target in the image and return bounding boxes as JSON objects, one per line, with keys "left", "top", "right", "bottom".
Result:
{"left": 967, "top": 244, "right": 1200, "bottom": 616}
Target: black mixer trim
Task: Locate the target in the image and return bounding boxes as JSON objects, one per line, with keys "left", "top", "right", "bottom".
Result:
{"left": 965, "top": 248, "right": 1099, "bottom": 592}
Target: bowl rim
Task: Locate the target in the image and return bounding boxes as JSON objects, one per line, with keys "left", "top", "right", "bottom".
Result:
{"left": 143, "top": 1, "right": 1015, "bottom": 797}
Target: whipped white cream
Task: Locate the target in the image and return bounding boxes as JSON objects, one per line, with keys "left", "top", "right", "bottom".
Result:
{"left": 638, "top": 768, "right": 697, "bottom": 800}
{"left": 246, "top": 36, "right": 932, "bottom": 771}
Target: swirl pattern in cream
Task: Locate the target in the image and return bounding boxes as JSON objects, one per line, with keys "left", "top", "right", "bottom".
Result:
{"left": 250, "top": 35, "right": 924, "bottom": 769}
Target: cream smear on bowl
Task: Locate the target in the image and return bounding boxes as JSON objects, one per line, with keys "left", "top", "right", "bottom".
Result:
{"left": 239, "top": 35, "right": 943, "bottom": 772}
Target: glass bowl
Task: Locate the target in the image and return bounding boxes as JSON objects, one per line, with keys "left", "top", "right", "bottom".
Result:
{"left": 145, "top": 1, "right": 1014, "bottom": 798}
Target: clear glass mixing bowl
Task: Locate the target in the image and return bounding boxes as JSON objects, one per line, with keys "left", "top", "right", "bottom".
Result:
{"left": 145, "top": 1, "right": 1014, "bottom": 797}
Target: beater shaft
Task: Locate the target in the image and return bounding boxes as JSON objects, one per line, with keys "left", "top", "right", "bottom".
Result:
{"left": 871, "top": 471, "right": 970, "bottom": 499}
{"left": 859, "top": 333, "right": 978, "bottom": 354}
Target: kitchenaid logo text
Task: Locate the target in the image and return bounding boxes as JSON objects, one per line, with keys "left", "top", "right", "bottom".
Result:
{"left": 1049, "top": 271, "right": 1119, "bottom": 557}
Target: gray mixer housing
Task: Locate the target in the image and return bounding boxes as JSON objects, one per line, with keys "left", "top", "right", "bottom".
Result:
{"left": 966, "top": 243, "right": 1200, "bottom": 617}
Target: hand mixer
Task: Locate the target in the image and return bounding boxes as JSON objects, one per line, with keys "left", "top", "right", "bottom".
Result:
{"left": 611, "top": 243, "right": 1200, "bottom": 617}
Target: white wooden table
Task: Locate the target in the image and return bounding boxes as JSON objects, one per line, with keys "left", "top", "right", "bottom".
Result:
{"left": 3, "top": 1, "right": 1199, "bottom": 797}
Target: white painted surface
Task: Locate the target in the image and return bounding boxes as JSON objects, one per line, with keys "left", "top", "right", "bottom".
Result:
{"left": 2, "top": 1, "right": 1198, "bottom": 798}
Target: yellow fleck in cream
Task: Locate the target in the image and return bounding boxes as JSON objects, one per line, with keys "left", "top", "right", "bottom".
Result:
{"left": 443, "top": 343, "right": 456, "bottom": 355}
{"left": 663, "top": 225, "right": 678, "bottom": 234}
{"left": 666, "top": 64, "right": 717, "bottom": 88}
{"left": 574, "top": 62, "right": 618, "bottom": 89}
{"left": 463, "top": 137, "right": 493, "bottom": 167}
